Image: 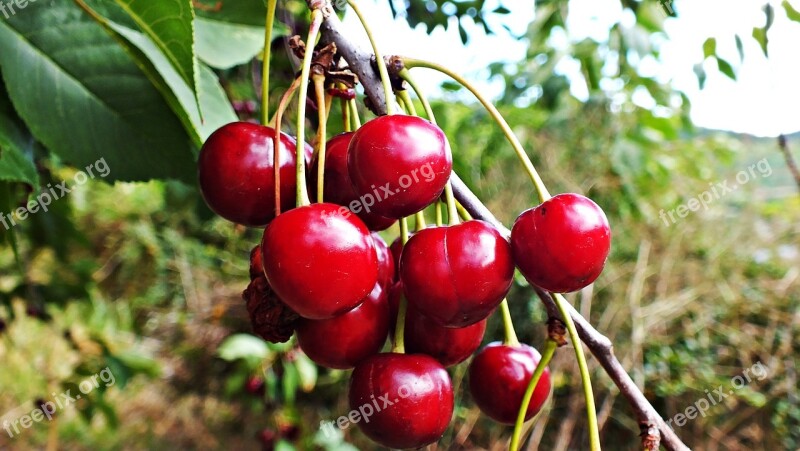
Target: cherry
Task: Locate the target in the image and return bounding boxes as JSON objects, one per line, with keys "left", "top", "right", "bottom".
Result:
{"left": 468, "top": 342, "right": 552, "bottom": 424}
{"left": 198, "top": 122, "right": 312, "bottom": 227}
{"left": 347, "top": 115, "right": 453, "bottom": 218}
{"left": 349, "top": 353, "right": 453, "bottom": 448}
{"left": 296, "top": 282, "right": 389, "bottom": 369}
{"left": 511, "top": 193, "right": 611, "bottom": 293}
{"left": 388, "top": 282, "right": 486, "bottom": 367}
{"left": 261, "top": 203, "right": 378, "bottom": 319}
{"left": 258, "top": 428, "right": 276, "bottom": 450}
{"left": 372, "top": 233, "right": 395, "bottom": 289}
{"left": 249, "top": 245, "right": 265, "bottom": 280}
{"left": 310, "top": 132, "right": 395, "bottom": 231}
{"left": 400, "top": 220, "right": 514, "bottom": 327}
{"left": 245, "top": 375, "right": 266, "bottom": 396}
{"left": 389, "top": 235, "right": 408, "bottom": 281}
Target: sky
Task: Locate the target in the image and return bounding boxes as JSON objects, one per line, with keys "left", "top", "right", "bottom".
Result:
{"left": 340, "top": 0, "right": 800, "bottom": 137}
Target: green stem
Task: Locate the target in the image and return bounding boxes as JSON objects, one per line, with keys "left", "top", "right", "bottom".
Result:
{"left": 398, "top": 68, "right": 435, "bottom": 123}
{"left": 414, "top": 211, "right": 426, "bottom": 231}
{"left": 294, "top": 9, "right": 323, "bottom": 207}
{"left": 553, "top": 293, "right": 601, "bottom": 450}
{"left": 397, "top": 90, "right": 417, "bottom": 116}
{"left": 443, "top": 182, "right": 459, "bottom": 226}
{"left": 456, "top": 201, "right": 472, "bottom": 222}
{"left": 392, "top": 217, "right": 411, "bottom": 353}
{"left": 271, "top": 76, "right": 302, "bottom": 217}
{"left": 342, "top": 97, "right": 351, "bottom": 132}
{"left": 510, "top": 339, "right": 557, "bottom": 450}
{"left": 313, "top": 74, "right": 328, "bottom": 204}
{"left": 402, "top": 58, "right": 551, "bottom": 203}
{"left": 261, "top": 0, "right": 277, "bottom": 124}
{"left": 348, "top": 97, "right": 362, "bottom": 129}
{"left": 435, "top": 201, "right": 443, "bottom": 226}
{"left": 346, "top": 0, "right": 395, "bottom": 115}
{"left": 499, "top": 299, "right": 520, "bottom": 346}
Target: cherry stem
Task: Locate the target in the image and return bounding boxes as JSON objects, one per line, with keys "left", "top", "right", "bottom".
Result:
{"left": 398, "top": 68, "right": 436, "bottom": 123}
{"left": 402, "top": 58, "right": 551, "bottom": 203}
{"left": 294, "top": 8, "right": 324, "bottom": 208}
{"left": 272, "top": 76, "right": 303, "bottom": 217}
{"left": 348, "top": 97, "right": 362, "bottom": 129}
{"left": 456, "top": 201, "right": 472, "bottom": 222}
{"left": 499, "top": 299, "right": 520, "bottom": 347}
{"left": 392, "top": 217, "right": 411, "bottom": 353}
{"left": 313, "top": 74, "right": 328, "bottom": 204}
{"left": 509, "top": 339, "right": 557, "bottom": 450}
{"left": 553, "top": 293, "right": 601, "bottom": 450}
{"left": 444, "top": 182, "right": 459, "bottom": 226}
{"left": 341, "top": 97, "right": 351, "bottom": 132}
{"left": 397, "top": 90, "right": 417, "bottom": 116}
{"left": 346, "top": 0, "right": 395, "bottom": 115}
{"left": 435, "top": 201, "right": 443, "bottom": 226}
{"left": 261, "top": 0, "right": 278, "bottom": 124}
{"left": 414, "top": 211, "right": 426, "bottom": 231}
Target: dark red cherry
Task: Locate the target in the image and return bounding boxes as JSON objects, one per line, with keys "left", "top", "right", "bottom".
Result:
{"left": 261, "top": 203, "right": 378, "bottom": 319}
{"left": 249, "top": 245, "right": 265, "bottom": 280}
{"left": 400, "top": 220, "right": 514, "bottom": 327}
{"left": 388, "top": 282, "right": 486, "bottom": 367}
{"left": 511, "top": 193, "right": 611, "bottom": 293}
{"left": 296, "top": 282, "right": 389, "bottom": 369}
{"left": 347, "top": 115, "right": 453, "bottom": 218}
{"left": 372, "top": 233, "right": 395, "bottom": 289}
{"left": 349, "top": 353, "right": 454, "bottom": 449}
{"left": 244, "top": 375, "right": 266, "bottom": 396}
{"left": 310, "top": 132, "right": 395, "bottom": 231}
{"left": 389, "top": 235, "right": 408, "bottom": 281}
{"left": 198, "top": 122, "right": 312, "bottom": 226}
{"left": 468, "top": 342, "right": 552, "bottom": 424}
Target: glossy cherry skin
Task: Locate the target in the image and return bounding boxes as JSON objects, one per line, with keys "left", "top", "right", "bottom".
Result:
{"left": 249, "top": 245, "right": 265, "bottom": 280}
{"left": 310, "top": 132, "right": 395, "bottom": 231}
{"left": 400, "top": 220, "right": 514, "bottom": 327}
{"left": 468, "top": 342, "right": 552, "bottom": 424}
{"left": 372, "top": 233, "right": 395, "bottom": 290}
{"left": 389, "top": 235, "right": 408, "bottom": 282}
{"left": 347, "top": 115, "right": 453, "bottom": 218}
{"left": 261, "top": 203, "right": 378, "bottom": 319}
{"left": 198, "top": 122, "right": 312, "bottom": 226}
{"left": 349, "top": 353, "right": 454, "bottom": 449}
{"left": 388, "top": 282, "right": 486, "bottom": 367}
{"left": 296, "top": 282, "right": 389, "bottom": 369}
{"left": 511, "top": 193, "right": 611, "bottom": 293}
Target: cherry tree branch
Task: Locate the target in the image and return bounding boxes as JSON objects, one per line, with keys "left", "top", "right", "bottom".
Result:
{"left": 311, "top": 4, "right": 690, "bottom": 450}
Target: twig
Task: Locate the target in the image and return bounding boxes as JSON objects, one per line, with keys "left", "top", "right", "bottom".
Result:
{"left": 311, "top": 2, "right": 690, "bottom": 449}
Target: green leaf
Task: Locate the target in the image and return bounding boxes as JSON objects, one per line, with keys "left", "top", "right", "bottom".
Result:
{"left": 783, "top": 0, "right": 800, "bottom": 22}
{"left": 716, "top": 57, "right": 736, "bottom": 80}
{"left": 693, "top": 63, "right": 707, "bottom": 89}
{"left": 217, "top": 334, "right": 271, "bottom": 362}
{"left": 763, "top": 3, "right": 774, "bottom": 29}
{"left": 106, "top": 0, "right": 199, "bottom": 111}
{"left": 0, "top": 85, "right": 38, "bottom": 189}
{"left": 195, "top": 17, "right": 270, "bottom": 70}
{"left": 735, "top": 34, "right": 744, "bottom": 61}
{"left": 294, "top": 353, "right": 317, "bottom": 392}
{"left": 0, "top": 182, "right": 22, "bottom": 267}
{"left": 752, "top": 26, "right": 768, "bottom": 57}
{"left": 0, "top": 2, "right": 196, "bottom": 182}
{"left": 194, "top": 0, "right": 268, "bottom": 26}
{"left": 702, "top": 37, "right": 716, "bottom": 59}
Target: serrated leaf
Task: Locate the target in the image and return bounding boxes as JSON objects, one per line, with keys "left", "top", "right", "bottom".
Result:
{"left": 702, "top": 37, "right": 716, "bottom": 59}
{"left": 0, "top": 2, "right": 196, "bottom": 182}
{"left": 108, "top": 0, "right": 199, "bottom": 112}
{"left": 752, "top": 26, "right": 768, "bottom": 57}
{"left": 716, "top": 57, "right": 736, "bottom": 80}
{"left": 783, "top": 0, "right": 800, "bottom": 22}
{"left": 217, "top": 334, "right": 271, "bottom": 362}
{"left": 195, "top": 17, "right": 274, "bottom": 70}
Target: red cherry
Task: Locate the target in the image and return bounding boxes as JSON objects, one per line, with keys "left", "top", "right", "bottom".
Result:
{"left": 511, "top": 193, "right": 611, "bottom": 293}
{"left": 261, "top": 203, "right": 378, "bottom": 319}
{"left": 400, "top": 220, "right": 514, "bottom": 327}
{"left": 347, "top": 115, "right": 453, "bottom": 218}
{"left": 348, "top": 353, "right": 454, "bottom": 448}
{"left": 245, "top": 375, "right": 266, "bottom": 395}
{"left": 310, "top": 132, "right": 395, "bottom": 231}
{"left": 389, "top": 235, "right": 408, "bottom": 282}
{"left": 388, "top": 282, "right": 486, "bottom": 367}
{"left": 468, "top": 342, "right": 552, "bottom": 424}
{"left": 198, "top": 122, "right": 312, "bottom": 226}
{"left": 249, "top": 245, "right": 265, "bottom": 280}
{"left": 296, "top": 282, "right": 389, "bottom": 369}
{"left": 372, "top": 233, "right": 395, "bottom": 289}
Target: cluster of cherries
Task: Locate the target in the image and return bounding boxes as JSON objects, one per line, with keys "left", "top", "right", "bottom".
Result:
{"left": 198, "top": 110, "right": 611, "bottom": 447}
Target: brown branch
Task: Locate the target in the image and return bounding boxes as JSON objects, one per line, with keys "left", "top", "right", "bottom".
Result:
{"left": 312, "top": 2, "right": 690, "bottom": 449}
{"left": 778, "top": 134, "right": 800, "bottom": 194}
